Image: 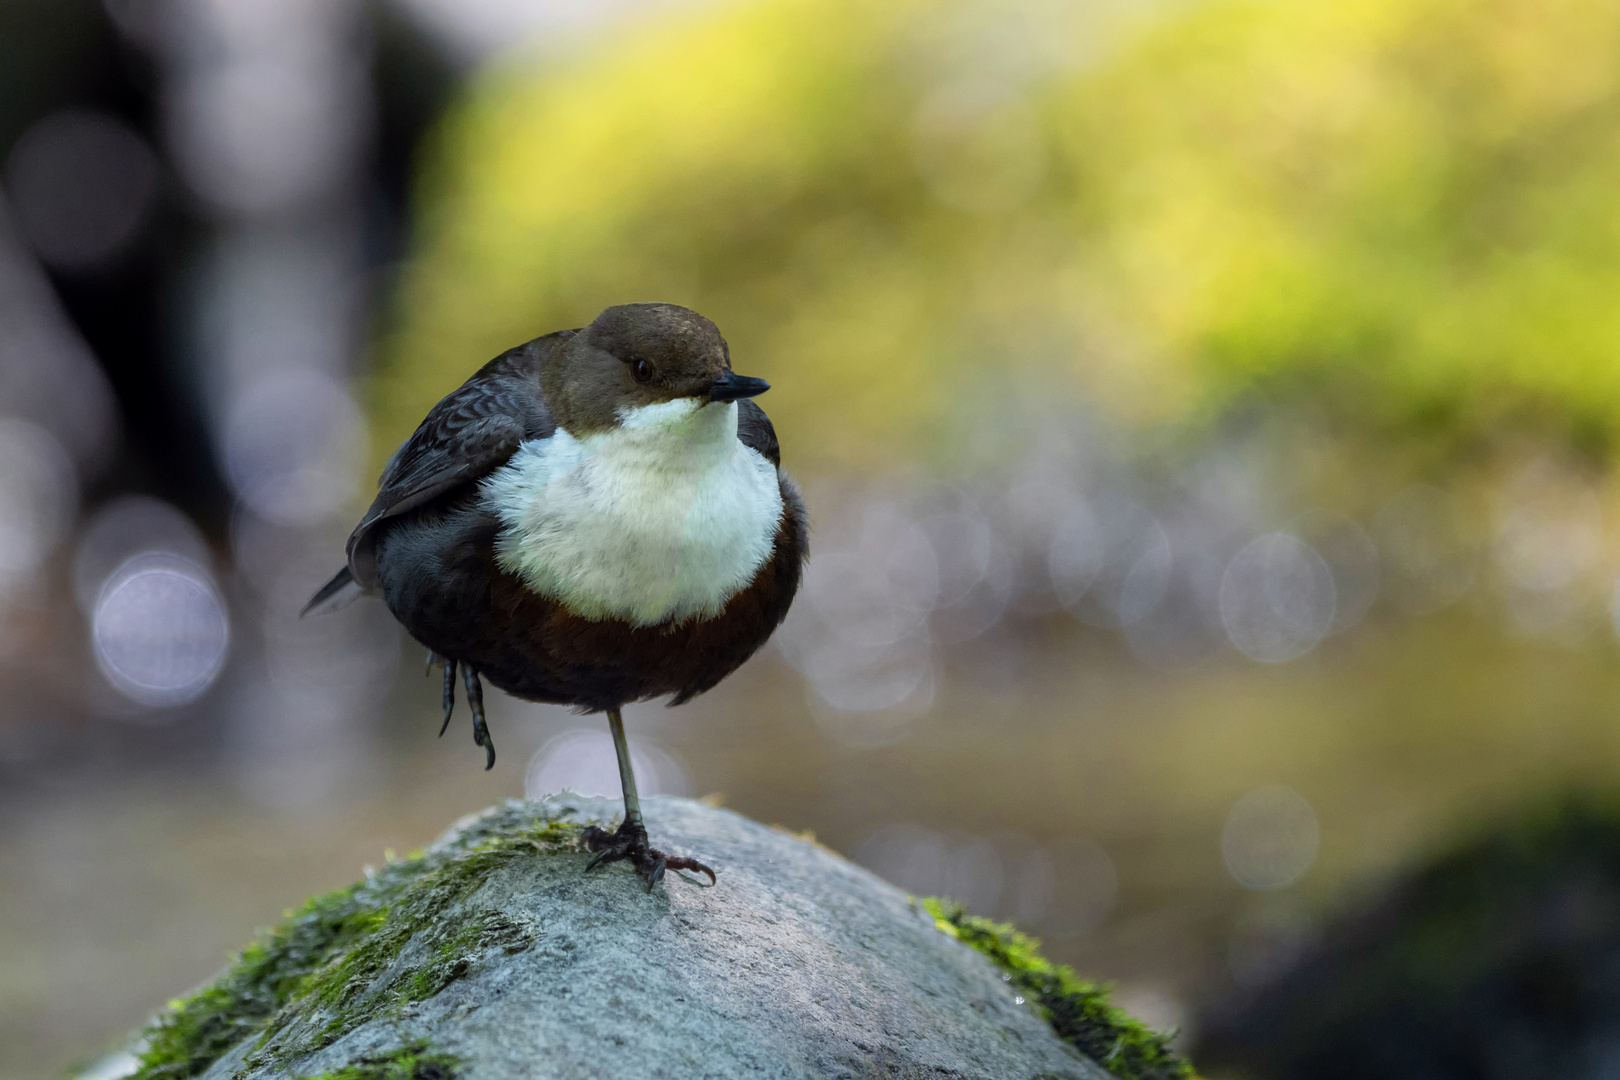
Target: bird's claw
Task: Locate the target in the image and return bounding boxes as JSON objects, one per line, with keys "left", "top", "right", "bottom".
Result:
{"left": 661, "top": 854, "right": 715, "bottom": 883}
{"left": 584, "top": 845, "right": 619, "bottom": 873}
{"left": 435, "top": 654, "right": 456, "bottom": 737}
{"left": 582, "top": 821, "right": 716, "bottom": 890}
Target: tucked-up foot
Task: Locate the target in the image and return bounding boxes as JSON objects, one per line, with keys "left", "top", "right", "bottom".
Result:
{"left": 426, "top": 652, "right": 496, "bottom": 770}
{"left": 461, "top": 664, "right": 495, "bottom": 770}
{"left": 430, "top": 652, "right": 456, "bottom": 736}
{"left": 582, "top": 820, "right": 716, "bottom": 891}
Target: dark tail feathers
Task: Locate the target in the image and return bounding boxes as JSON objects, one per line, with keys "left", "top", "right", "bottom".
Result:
{"left": 301, "top": 565, "right": 358, "bottom": 617}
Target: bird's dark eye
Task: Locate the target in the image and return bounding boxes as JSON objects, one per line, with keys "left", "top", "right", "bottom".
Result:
{"left": 631, "top": 357, "right": 654, "bottom": 384}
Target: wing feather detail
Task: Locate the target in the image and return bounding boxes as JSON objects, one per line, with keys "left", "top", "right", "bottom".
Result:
{"left": 345, "top": 331, "right": 569, "bottom": 587}
{"left": 736, "top": 398, "right": 780, "bottom": 467}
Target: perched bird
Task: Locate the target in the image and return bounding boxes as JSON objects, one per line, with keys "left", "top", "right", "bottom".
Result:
{"left": 304, "top": 303, "right": 807, "bottom": 888}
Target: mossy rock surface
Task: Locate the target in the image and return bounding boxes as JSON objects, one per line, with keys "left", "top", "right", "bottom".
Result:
{"left": 122, "top": 795, "right": 1186, "bottom": 1080}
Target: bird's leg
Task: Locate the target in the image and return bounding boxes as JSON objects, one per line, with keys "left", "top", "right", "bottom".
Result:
{"left": 582, "top": 708, "right": 647, "bottom": 866}
{"left": 608, "top": 705, "right": 644, "bottom": 834}
{"left": 462, "top": 664, "right": 494, "bottom": 770}
{"left": 582, "top": 707, "right": 716, "bottom": 890}
{"left": 436, "top": 654, "right": 457, "bottom": 737}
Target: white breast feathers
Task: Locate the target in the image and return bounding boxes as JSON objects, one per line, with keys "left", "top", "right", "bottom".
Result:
{"left": 480, "top": 398, "right": 783, "bottom": 626}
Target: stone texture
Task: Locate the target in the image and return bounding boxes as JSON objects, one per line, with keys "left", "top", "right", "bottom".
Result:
{"left": 209, "top": 795, "right": 1107, "bottom": 1080}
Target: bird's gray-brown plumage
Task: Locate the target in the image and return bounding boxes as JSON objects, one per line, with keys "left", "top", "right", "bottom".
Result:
{"left": 306, "top": 304, "right": 807, "bottom": 888}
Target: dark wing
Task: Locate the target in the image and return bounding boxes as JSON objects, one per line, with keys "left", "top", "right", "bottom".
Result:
{"left": 736, "top": 398, "right": 780, "bottom": 467}
{"left": 345, "top": 331, "right": 572, "bottom": 587}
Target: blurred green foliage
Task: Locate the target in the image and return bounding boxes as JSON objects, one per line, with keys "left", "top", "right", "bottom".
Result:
{"left": 378, "top": 0, "right": 1620, "bottom": 474}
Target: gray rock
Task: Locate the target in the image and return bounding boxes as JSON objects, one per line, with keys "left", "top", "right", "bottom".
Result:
{"left": 143, "top": 796, "right": 1114, "bottom": 1080}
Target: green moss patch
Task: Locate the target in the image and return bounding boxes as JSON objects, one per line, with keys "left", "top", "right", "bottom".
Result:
{"left": 922, "top": 898, "right": 1194, "bottom": 1080}
{"left": 134, "top": 810, "right": 582, "bottom": 1080}
{"left": 298, "top": 1042, "right": 459, "bottom": 1080}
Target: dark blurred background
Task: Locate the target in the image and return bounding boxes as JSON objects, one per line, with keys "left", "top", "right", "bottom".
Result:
{"left": 7, "top": 1, "right": 1620, "bottom": 1078}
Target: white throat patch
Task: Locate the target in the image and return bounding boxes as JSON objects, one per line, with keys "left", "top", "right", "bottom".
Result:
{"left": 481, "top": 398, "right": 783, "bottom": 626}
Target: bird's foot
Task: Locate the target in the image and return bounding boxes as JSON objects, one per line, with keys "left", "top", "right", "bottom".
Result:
{"left": 426, "top": 652, "right": 496, "bottom": 770}
{"left": 582, "top": 819, "right": 716, "bottom": 891}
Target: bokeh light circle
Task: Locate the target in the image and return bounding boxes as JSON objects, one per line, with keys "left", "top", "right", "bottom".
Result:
{"left": 1221, "top": 784, "right": 1320, "bottom": 890}
{"left": 1219, "top": 533, "right": 1336, "bottom": 663}
{"left": 4, "top": 109, "right": 159, "bottom": 271}
{"left": 524, "top": 728, "right": 689, "bottom": 800}
{"left": 73, "top": 495, "right": 211, "bottom": 614}
{"left": 92, "top": 555, "right": 230, "bottom": 707}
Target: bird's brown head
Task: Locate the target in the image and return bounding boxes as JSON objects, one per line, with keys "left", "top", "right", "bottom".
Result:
{"left": 543, "top": 303, "right": 768, "bottom": 435}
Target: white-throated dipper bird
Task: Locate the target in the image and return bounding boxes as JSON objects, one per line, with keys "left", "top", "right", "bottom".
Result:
{"left": 304, "top": 303, "right": 807, "bottom": 888}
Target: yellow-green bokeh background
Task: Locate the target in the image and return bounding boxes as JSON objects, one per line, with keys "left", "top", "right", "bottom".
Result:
{"left": 378, "top": 0, "right": 1620, "bottom": 478}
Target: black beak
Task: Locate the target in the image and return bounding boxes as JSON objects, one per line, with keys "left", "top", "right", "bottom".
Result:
{"left": 708, "top": 371, "right": 770, "bottom": 403}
